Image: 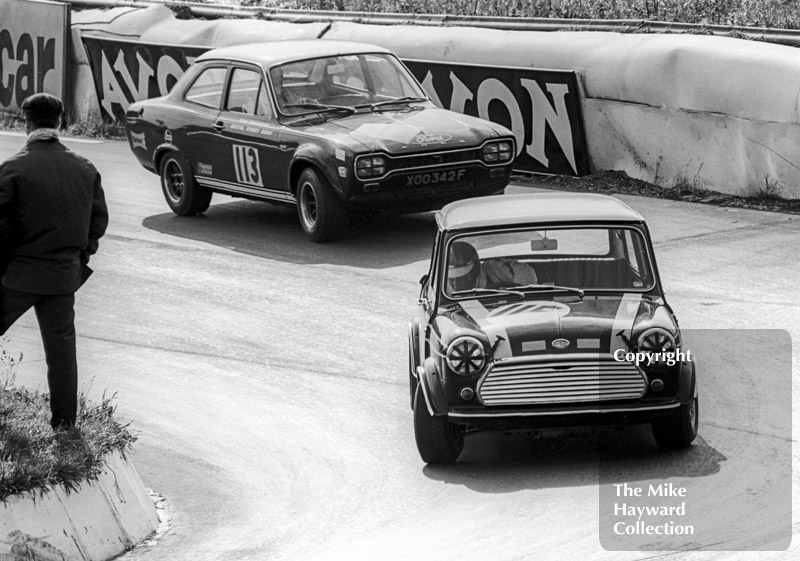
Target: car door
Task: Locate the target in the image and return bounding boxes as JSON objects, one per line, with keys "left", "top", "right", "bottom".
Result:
{"left": 211, "top": 65, "right": 289, "bottom": 203}
{"left": 176, "top": 62, "right": 229, "bottom": 187}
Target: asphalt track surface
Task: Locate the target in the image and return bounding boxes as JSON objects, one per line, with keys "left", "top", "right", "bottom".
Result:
{"left": 0, "top": 132, "right": 798, "bottom": 560}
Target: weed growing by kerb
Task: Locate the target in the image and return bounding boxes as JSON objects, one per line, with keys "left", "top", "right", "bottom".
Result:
{"left": 0, "top": 340, "right": 136, "bottom": 500}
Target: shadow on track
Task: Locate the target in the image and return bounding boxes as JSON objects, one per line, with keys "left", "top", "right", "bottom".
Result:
{"left": 142, "top": 200, "right": 438, "bottom": 269}
{"left": 422, "top": 425, "right": 725, "bottom": 494}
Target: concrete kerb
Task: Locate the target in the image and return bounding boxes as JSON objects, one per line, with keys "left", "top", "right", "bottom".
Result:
{"left": 0, "top": 450, "right": 160, "bottom": 560}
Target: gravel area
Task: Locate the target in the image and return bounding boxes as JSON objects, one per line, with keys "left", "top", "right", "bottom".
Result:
{"left": 516, "top": 170, "right": 800, "bottom": 215}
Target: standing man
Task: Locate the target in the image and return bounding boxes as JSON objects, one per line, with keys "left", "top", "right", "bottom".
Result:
{"left": 0, "top": 93, "right": 109, "bottom": 430}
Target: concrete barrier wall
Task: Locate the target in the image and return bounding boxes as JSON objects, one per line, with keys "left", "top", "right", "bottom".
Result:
{"left": 66, "top": 6, "right": 800, "bottom": 198}
{"left": 0, "top": 451, "right": 159, "bottom": 561}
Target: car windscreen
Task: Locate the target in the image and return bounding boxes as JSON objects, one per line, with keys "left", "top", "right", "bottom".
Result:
{"left": 444, "top": 227, "right": 655, "bottom": 297}
{"left": 270, "top": 53, "right": 426, "bottom": 115}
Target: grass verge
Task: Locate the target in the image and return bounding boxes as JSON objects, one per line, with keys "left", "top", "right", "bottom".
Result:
{"left": 0, "top": 345, "right": 137, "bottom": 501}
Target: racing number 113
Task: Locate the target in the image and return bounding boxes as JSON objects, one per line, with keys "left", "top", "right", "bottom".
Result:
{"left": 233, "top": 145, "right": 263, "bottom": 187}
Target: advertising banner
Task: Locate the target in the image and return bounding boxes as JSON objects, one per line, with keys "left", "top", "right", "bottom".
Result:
{"left": 81, "top": 36, "right": 209, "bottom": 123}
{"left": 0, "top": 0, "right": 69, "bottom": 112}
{"left": 404, "top": 60, "right": 589, "bottom": 176}
{"left": 82, "top": 36, "right": 588, "bottom": 175}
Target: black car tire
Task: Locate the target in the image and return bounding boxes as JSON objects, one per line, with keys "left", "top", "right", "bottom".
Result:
{"left": 296, "top": 168, "right": 347, "bottom": 242}
{"left": 160, "top": 152, "right": 212, "bottom": 216}
{"left": 652, "top": 396, "right": 699, "bottom": 449}
{"left": 413, "top": 386, "right": 464, "bottom": 464}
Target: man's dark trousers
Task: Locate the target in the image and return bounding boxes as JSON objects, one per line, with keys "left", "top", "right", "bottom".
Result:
{"left": 0, "top": 288, "right": 77, "bottom": 428}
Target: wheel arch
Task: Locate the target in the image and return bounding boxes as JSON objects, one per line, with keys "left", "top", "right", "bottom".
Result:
{"left": 678, "top": 356, "right": 697, "bottom": 404}
{"left": 419, "top": 356, "right": 448, "bottom": 416}
{"left": 408, "top": 319, "right": 421, "bottom": 410}
{"left": 289, "top": 145, "right": 345, "bottom": 199}
{"left": 408, "top": 318, "right": 421, "bottom": 373}
{"left": 154, "top": 143, "right": 184, "bottom": 173}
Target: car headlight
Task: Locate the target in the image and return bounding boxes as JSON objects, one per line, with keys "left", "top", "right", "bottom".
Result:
{"left": 637, "top": 328, "right": 677, "bottom": 367}
{"left": 446, "top": 336, "right": 486, "bottom": 376}
{"left": 481, "top": 140, "right": 514, "bottom": 164}
{"left": 356, "top": 155, "right": 386, "bottom": 179}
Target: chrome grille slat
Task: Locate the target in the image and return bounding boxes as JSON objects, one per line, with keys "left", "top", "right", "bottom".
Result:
{"left": 478, "top": 357, "right": 645, "bottom": 405}
{"left": 483, "top": 379, "right": 644, "bottom": 388}
{"left": 483, "top": 373, "right": 639, "bottom": 382}
{"left": 482, "top": 385, "right": 643, "bottom": 393}
{"left": 483, "top": 382, "right": 641, "bottom": 394}
{"left": 482, "top": 391, "right": 642, "bottom": 398}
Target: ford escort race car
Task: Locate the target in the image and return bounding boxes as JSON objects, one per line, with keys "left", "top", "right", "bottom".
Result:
{"left": 408, "top": 193, "right": 698, "bottom": 464}
{"left": 123, "top": 40, "right": 516, "bottom": 241}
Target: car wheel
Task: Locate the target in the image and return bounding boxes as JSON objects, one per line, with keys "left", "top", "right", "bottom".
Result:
{"left": 296, "top": 168, "right": 347, "bottom": 242}
{"left": 413, "top": 385, "right": 463, "bottom": 464}
{"left": 160, "top": 152, "right": 212, "bottom": 216}
{"left": 652, "top": 395, "right": 699, "bottom": 449}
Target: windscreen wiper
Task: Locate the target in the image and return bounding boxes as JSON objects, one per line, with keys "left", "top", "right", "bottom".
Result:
{"left": 283, "top": 102, "right": 356, "bottom": 115}
{"left": 370, "top": 96, "right": 428, "bottom": 109}
{"left": 512, "top": 283, "right": 585, "bottom": 298}
{"left": 450, "top": 287, "right": 525, "bottom": 299}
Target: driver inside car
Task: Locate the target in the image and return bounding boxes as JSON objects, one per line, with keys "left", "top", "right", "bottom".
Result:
{"left": 447, "top": 240, "right": 538, "bottom": 293}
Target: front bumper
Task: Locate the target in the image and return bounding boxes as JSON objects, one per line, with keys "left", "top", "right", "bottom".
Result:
{"left": 446, "top": 401, "right": 681, "bottom": 432}
{"left": 344, "top": 163, "right": 513, "bottom": 210}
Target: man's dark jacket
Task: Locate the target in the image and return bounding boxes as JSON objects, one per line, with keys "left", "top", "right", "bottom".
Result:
{"left": 0, "top": 137, "right": 109, "bottom": 294}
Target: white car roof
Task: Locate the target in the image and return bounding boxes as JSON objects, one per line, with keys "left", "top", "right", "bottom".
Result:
{"left": 437, "top": 193, "right": 645, "bottom": 231}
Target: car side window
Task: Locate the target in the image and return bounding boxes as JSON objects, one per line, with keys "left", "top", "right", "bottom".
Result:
{"left": 622, "top": 229, "right": 653, "bottom": 286}
{"left": 185, "top": 66, "right": 227, "bottom": 109}
{"left": 255, "top": 80, "right": 274, "bottom": 119}
{"left": 226, "top": 67, "right": 268, "bottom": 116}
{"left": 621, "top": 230, "right": 640, "bottom": 275}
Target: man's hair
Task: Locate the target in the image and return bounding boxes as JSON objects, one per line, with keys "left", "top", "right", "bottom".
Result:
{"left": 21, "top": 93, "right": 63, "bottom": 129}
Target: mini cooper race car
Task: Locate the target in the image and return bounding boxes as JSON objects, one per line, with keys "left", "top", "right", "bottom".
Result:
{"left": 124, "top": 40, "right": 516, "bottom": 242}
{"left": 408, "top": 193, "right": 698, "bottom": 464}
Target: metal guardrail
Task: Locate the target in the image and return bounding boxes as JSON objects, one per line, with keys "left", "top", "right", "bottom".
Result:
{"left": 63, "top": 0, "right": 800, "bottom": 47}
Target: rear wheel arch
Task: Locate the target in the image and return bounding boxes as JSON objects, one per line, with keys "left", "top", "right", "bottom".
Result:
{"left": 153, "top": 145, "right": 180, "bottom": 176}
{"left": 159, "top": 150, "right": 212, "bottom": 216}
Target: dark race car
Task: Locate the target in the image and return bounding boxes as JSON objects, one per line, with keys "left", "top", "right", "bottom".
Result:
{"left": 123, "top": 40, "right": 516, "bottom": 241}
{"left": 408, "top": 193, "right": 699, "bottom": 464}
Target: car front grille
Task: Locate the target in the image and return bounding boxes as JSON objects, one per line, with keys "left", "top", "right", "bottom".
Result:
{"left": 478, "top": 355, "right": 646, "bottom": 406}
{"left": 386, "top": 148, "right": 482, "bottom": 172}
